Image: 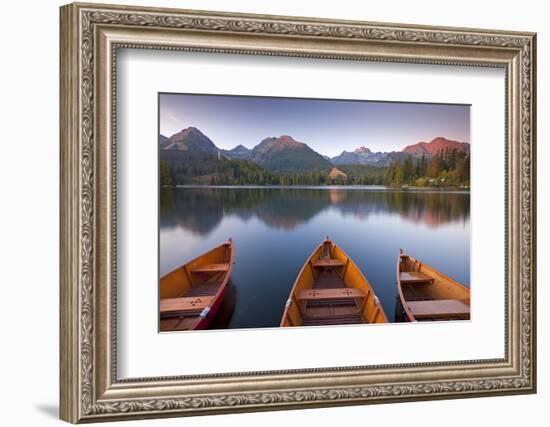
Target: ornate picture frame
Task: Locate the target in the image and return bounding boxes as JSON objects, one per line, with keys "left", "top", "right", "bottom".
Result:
{"left": 60, "top": 2, "right": 536, "bottom": 423}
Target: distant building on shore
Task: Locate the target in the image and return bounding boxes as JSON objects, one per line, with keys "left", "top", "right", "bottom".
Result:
{"left": 328, "top": 167, "right": 348, "bottom": 182}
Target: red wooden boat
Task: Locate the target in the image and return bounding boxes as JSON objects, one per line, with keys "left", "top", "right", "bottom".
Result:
{"left": 160, "top": 239, "right": 234, "bottom": 331}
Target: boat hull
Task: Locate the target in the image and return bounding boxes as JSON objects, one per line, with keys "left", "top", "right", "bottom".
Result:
{"left": 193, "top": 283, "right": 228, "bottom": 330}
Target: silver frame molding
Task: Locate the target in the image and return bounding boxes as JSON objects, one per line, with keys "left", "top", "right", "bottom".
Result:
{"left": 60, "top": 2, "right": 537, "bottom": 423}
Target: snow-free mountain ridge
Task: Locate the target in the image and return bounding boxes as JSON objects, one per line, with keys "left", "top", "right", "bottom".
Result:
{"left": 159, "top": 127, "right": 470, "bottom": 172}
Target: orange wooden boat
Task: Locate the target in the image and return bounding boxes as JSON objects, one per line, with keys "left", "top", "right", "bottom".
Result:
{"left": 160, "top": 239, "right": 234, "bottom": 331}
{"left": 281, "top": 238, "right": 388, "bottom": 327}
{"left": 397, "top": 249, "right": 470, "bottom": 322}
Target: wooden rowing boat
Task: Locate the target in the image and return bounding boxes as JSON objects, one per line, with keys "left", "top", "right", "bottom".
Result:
{"left": 396, "top": 249, "right": 470, "bottom": 322}
{"left": 281, "top": 238, "right": 388, "bottom": 327}
{"left": 160, "top": 239, "right": 234, "bottom": 331}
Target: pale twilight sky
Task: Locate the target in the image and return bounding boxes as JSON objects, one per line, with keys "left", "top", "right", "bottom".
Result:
{"left": 159, "top": 93, "right": 470, "bottom": 157}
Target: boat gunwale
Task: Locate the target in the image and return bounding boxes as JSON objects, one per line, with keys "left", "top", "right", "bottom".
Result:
{"left": 279, "top": 240, "right": 323, "bottom": 327}
{"left": 193, "top": 239, "right": 234, "bottom": 330}
{"left": 396, "top": 250, "right": 417, "bottom": 322}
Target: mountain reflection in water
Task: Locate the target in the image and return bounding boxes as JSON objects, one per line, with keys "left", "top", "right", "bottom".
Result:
{"left": 160, "top": 186, "right": 470, "bottom": 327}
{"left": 160, "top": 187, "right": 469, "bottom": 234}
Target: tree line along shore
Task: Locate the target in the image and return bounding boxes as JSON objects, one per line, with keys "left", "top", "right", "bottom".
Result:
{"left": 160, "top": 147, "right": 470, "bottom": 188}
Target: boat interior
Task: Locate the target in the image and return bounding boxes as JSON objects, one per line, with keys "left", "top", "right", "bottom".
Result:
{"left": 398, "top": 253, "right": 470, "bottom": 321}
{"left": 282, "top": 240, "right": 386, "bottom": 327}
{"left": 159, "top": 242, "right": 232, "bottom": 331}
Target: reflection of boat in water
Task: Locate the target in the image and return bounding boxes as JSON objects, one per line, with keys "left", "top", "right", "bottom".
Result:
{"left": 396, "top": 249, "right": 470, "bottom": 322}
{"left": 280, "top": 237, "right": 388, "bottom": 327}
{"left": 160, "top": 239, "right": 234, "bottom": 331}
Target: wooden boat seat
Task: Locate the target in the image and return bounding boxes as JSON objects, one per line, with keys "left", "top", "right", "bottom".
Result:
{"left": 400, "top": 271, "right": 434, "bottom": 284}
{"left": 312, "top": 259, "right": 345, "bottom": 268}
{"left": 302, "top": 315, "right": 362, "bottom": 326}
{"left": 297, "top": 288, "right": 365, "bottom": 301}
{"left": 190, "top": 263, "right": 229, "bottom": 273}
{"left": 306, "top": 299, "right": 356, "bottom": 307}
{"left": 406, "top": 299, "right": 470, "bottom": 320}
{"left": 298, "top": 288, "right": 366, "bottom": 320}
{"left": 160, "top": 296, "right": 215, "bottom": 316}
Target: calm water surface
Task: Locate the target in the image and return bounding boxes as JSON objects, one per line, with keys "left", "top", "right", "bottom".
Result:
{"left": 160, "top": 186, "right": 470, "bottom": 326}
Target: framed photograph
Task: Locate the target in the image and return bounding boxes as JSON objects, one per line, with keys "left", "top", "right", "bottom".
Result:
{"left": 60, "top": 2, "right": 537, "bottom": 423}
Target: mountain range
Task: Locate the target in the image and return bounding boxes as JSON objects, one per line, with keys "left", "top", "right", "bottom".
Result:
{"left": 159, "top": 126, "right": 469, "bottom": 173}
{"left": 221, "top": 135, "right": 333, "bottom": 171}
{"left": 331, "top": 138, "right": 470, "bottom": 166}
{"left": 331, "top": 146, "right": 392, "bottom": 166}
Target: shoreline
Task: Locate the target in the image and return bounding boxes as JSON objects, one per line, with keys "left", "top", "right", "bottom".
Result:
{"left": 163, "top": 184, "right": 470, "bottom": 193}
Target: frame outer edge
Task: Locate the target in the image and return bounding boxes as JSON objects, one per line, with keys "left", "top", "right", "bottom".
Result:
{"left": 60, "top": 3, "right": 81, "bottom": 424}
{"left": 529, "top": 33, "right": 536, "bottom": 393}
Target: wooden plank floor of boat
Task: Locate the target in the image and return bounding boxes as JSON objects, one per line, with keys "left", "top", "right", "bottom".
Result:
{"left": 187, "top": 282, "right": 221, "bottom": 297}
{"left": 302, "top": 271, "right": 362, "bottom": 326}
{"left": 313, "top": 270, "right": 346, "bottom": 289}
{"left": 401, "top": 282, "right": 435, "bottom": 301}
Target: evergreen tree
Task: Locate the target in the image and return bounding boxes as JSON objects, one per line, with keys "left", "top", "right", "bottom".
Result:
{"left": 403, "top": 156, "right": 414, "bottom": 182}
{"left": 428, "top": 156, "right": 442, "bottom": 178}
{"left": 394, "top": 162, "right": 405, "bottom": 185}
{"left": 159, "top": 160, "right": 172, "bottom": 185}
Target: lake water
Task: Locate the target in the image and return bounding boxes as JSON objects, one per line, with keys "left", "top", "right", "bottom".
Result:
{"left": 160, "top": 186, "right": 470, "bottom": 327}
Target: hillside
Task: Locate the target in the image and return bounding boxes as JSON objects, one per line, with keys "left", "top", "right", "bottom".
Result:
{"left": 250, "top": 135, "right": 331, "bottom": 172}
{"left": 162, "top": 126, "right": 219, "bottom": 155}
{"left": 160, "top": 150, "right": 277, "bottom": 185}
{"left": 402, "top": 137, "right": 470, "bottom": 157}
